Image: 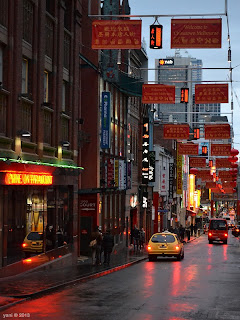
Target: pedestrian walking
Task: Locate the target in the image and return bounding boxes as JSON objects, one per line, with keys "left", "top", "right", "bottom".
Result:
{"left": 56, "top": 228, "right": 65, "bottom": 247}
{"left": 102, "top": 229, "right": 114, "bottom": 266}
{"left": 90, "top": 226, "right": 103, "bottom": 266}
{"left": 194, "top": 224, "right": 198, "bottom": 237}
{"left": 186, "top": 227, "right": 191, "bottom": 241}
{"left": 45, "top": 224, "right": 54, "bottom": 251}
{"left": 190, "top": 224, "right": 194, "bottom": 236}
{"left": 131, "top": 225, "right": 140, "bottom": 252}
{"left": 139, "top": 228, "right": 145, "bottom": 250}
{"left": 179, "top": 225, "right": 185, "bottom": 242}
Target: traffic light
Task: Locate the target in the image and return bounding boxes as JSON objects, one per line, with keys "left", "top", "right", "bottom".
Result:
{"left": 193, "top": 128, "right": 200, "bottom": 139}
{"left": 150, "top": 24, "right": 163, "bottom": 49}
{"left": 202, "top": 146, "right": 208, "bottom": 156}
{"left": 180, "top": 88, "right": 189, "bottom": 103}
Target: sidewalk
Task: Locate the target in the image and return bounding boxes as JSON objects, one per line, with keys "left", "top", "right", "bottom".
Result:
{"left": 0, "top": 234, "right": 200, "bottom": 311}
{"left": 0, "top": 246, "right": 147, "bottom": 311}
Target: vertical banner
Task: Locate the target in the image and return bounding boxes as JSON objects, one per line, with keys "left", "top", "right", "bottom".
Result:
{"left": 160, "top": 168, "right": 167, "bottom": 193}
{"left": 169, "top": 163, "right": 174, "bottom": 200}
{"left": 114, "top": 159, "right": 119, "bottom": 188}
{"left": 101, "top": 92, "right": 111, "bottom": 149}
{"left": 142, "top": 192, "right": 148, "bottom": 208}
{"left": 127, "top": 161, "right": 132, "bottom": 189}
{"left": 107, "top": 158, "right": 115, "bottom": 188}
{"left": 118, "top": 160, "right": 125, "bottom": 190}
{"left": 177, "top": 143, "right": 183, "bottom": 194}
{"left": 142, "top": 118, "right": 149, "bottom": 184}
{"left": 149, "top": 151, "right": 156, "bottom": 182}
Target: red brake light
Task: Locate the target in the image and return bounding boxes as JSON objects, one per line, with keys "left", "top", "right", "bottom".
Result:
{"left": 236, "top": 229, "right": 239, "bottom": 232}
{"left": 175, "top": 246, "right": 180, "bottom": 250}
{"left": 148, "top": 245, "right": 152, "bottom": 251}
{"left": 208, "top": 233, "right": 212, "bottom": 237}
{"left": 224, "top": 233, "right": 228, "bottom": 237}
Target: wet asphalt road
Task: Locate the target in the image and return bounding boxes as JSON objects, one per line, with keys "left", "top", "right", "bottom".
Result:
{"left": 1, "top": 234, "right": 240, "bottom": 320}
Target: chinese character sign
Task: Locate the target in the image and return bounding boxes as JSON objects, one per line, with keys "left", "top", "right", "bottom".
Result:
{"left": 195, "top": 84, "right": 228, "bottom": 104}
{"left": 164, "top": 124, "right": 189, "bottom": 140}
{"left": 92, "top": 20, "right": 142, "bottom": 49}
{"left": 149, "top": 151, "right": 155, "bottom": 182}
{"left": 189, "top": 157, "right": 206, "bottom": 168}
{"left": 211, "top": 144, "right": 231, "bottom": 156}
{"left": 142, "top": 118, "right": 149, "bottom": 184}
{"left": 204, "top": 124, "right": 230, "bottom": 140}
{"left": 161, "top": 168, "right": 167, "bottom": 193}
{"left": 142, "top": 84, "right": 175, "bottom": 104}
{"left": 215, "top": 158, "right": 232, "bottom": 168}
{"left": 178, "top": 143, "right": 199, "bottom": 155}
{"left": 171, "top": 19, "right": 222, "bottom": 48}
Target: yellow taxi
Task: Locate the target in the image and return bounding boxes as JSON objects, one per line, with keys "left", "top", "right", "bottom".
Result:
{"left": 22, "top": 231, "right": 43, "bottom": 256}
{"left": 147, "top": 231, "right": 184, "bottom": 261}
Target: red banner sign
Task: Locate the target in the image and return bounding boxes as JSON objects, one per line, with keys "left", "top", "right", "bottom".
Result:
{"left": 211, "top": 144, "right": 231, "bottom": 156}
{"left": 92, "top": 20, "right": 142, "bottom": 49}
{"left": 164, "top": 124, "right": 189, "bottom": 140}
{"left": 215, "top": 158, "right": 232, "bottom": 168}
{"left": 218, "top": 170, "right": 231, "bottom": 179}
{"left": 196, "top": 170, "right": 212, "bottom": 181}
{"left": 211, "top": 188, "right": 222, "bottom": 194}
{"left": 223, "top": 182, "right": 236, "bottom": 188}
{"left": 189, "top": 157, "right": 206, "bottom": 168}
{"left": 204, "top": 124, "right": 231, "bottom": 140}
{"left": 206, "top": 182, "right": 217, "bottom": 189}
{"left": 142, "top": 84, "right": 175, "bottom": 104}
{"left": 195, "top": 84, "right": 228, "bottom": 104}
{"left": 178, "top": 143, "right": 199, "bottom": 155}
{"left": 171, "top": 19, "right": 222, "bottom": 49}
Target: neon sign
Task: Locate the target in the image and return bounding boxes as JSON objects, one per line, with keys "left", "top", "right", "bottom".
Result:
{"left": 5, "top": 172, "right": 53, "bottom": 185}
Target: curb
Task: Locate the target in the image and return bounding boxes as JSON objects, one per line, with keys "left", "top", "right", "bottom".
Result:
{"left": 0, "top": 256, "right": 147, "bottom": 312}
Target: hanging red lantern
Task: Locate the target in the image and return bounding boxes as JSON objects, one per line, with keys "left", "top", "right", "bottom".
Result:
{"left": 228, "top": 156, "right": 238, "bottom": 163}
{"left": 230, "top": 168, "right": 238, "bottom": 175}
{"left": 230, "top": 148, "right": 239, "bottom": 156}
{"left": 190, "top": 168, "right": 198, "bottom": 175}
{"left": 231, "top": 163, "right": 238, "bottom": 168}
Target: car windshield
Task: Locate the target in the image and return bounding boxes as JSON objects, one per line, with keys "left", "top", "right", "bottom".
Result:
{"left": 151, "top": 234, "right": 176, "bottom": 243}
{"left": 210, "top": 220, "right": 227, "bottom": 230}
{"left": 27, "top": 232, "right": 43, "bottom": 241}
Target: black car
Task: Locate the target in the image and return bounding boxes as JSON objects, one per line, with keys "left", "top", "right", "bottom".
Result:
{"left": 232, "top": 225, "right": 240, "bottom": 237}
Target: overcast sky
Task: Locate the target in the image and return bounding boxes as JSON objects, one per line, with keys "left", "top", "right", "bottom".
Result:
{"left": 128, "top": 0, "right": 240, "bottom": 149}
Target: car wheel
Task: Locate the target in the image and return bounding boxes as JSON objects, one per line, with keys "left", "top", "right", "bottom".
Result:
{"left": 176, "top": 254, "right": 181, "bottom": 261}
{"left": 223, "top": 240, "right": 228, "bottom": 244}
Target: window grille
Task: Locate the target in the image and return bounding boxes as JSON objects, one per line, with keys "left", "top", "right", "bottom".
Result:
{"left": 45, "top": 15, "right": 54, "bottom": 58}
{"left": 21, "top": 101, "right": 32, "bottom": 133}
{"left": 23, "top": 0, "right": 33, "bottom": 44}
{"left": 43, "top": 110, "right": 52, "bottom": 144}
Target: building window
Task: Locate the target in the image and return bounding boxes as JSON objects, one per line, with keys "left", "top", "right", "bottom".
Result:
{"left": 45, "top": 15, "right": 54, "bottom": 59}
{"left": 0, "top": 0, "right": 8, "bottom": 27}
{"left": 63, "top": 32, "right": 70, "bottom": 70}
{"left": 46, "top": 0, "right": 55, "bottom": 16}
{"left": 43, "top": 110, "right": 52, "bottom": 144}
{"left": 62, "top": 80, "right": 69, "bottom": 112}
{"left": 0, "top": 93, "right": 7, "bottom": 135}
{"left": 22, "top": 58, "right": 28, "bottom": 94}
{"left": 21, "top": 101, "right": 32, "bottom": 133}
{"left": 44, "top": 71, "right": 49, "bottom": 102}
{"left": 61, "top": 117, "right": 69, "bottom": 142}
{"left": 23, "top": 0, "right": 33, "bottom": 44}
{"left": 64, "top": 0, "right": 71, "bottom": 31}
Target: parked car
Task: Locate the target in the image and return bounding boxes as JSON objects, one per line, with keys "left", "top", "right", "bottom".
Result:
{"left": 22, "top": 231, "right": 43, "bottom": 256}
{"left": 232, "top": 225, "right": 240, "bottom": 237}
{"left": 147, "top": 231, "right": 184, "bottom": 261}
{"left": 208, "top": 219, "right": 228, "bottom": 244}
